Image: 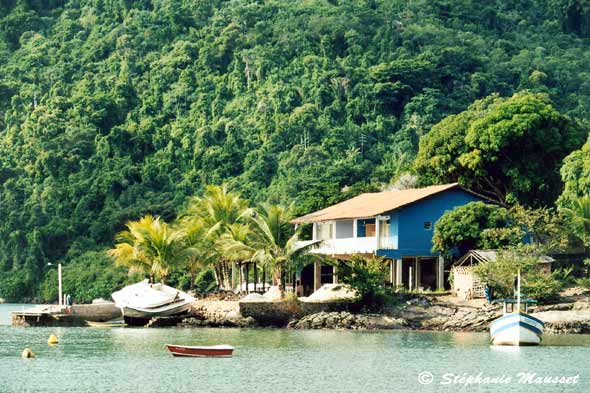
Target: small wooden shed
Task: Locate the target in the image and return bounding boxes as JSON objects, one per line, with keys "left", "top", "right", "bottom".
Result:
{"left": 451, "top": 250, "right": 554, "bottom": 300}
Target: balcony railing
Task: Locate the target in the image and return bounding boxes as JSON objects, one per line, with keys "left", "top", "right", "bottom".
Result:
{"left": 296, "top": 236, "right": 396, "bottom": 255}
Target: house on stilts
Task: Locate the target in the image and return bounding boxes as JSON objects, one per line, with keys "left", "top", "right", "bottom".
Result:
{"left": 292, "top": 183, "right": 487, "bottom": 295}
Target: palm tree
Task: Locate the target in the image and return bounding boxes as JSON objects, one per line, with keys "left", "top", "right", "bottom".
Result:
{"left": 218, "top": 222, "right": 256, "bottom": 292}
{"left": 218, "top": 203, "right": 322, "bottom": 296}
{"left": 183, "top": 185, "right": 248, "bottom": 289}
{"left": 182, "top": 218, "right": 217, "bottom": 290}
{"left": 107, "top": 215, "right": 187, "bottom": 283}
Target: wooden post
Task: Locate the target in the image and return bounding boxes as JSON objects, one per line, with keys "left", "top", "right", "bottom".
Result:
{"left": 437, "top": 256, "right": 444, "bottom": 290}
{"left": 262, "top": 267, "right": 266, "bottom": 292}
{"left": 245, "top": 263, "right": 250, "bottom": 293}
{"left": 409, "top": 265, "right": 413, "bottom": 292}
{"left": 333, "top": 264, "right": 338, "bottom": 284}
{"left": 314, "top": 261, "right": 322, "bottom": 291}
{"left": 395, "top": 259, "right": 403, "bottom": 288}
{"left": 58, "top": 263, "right": 63, "bottom": 307}
{"left": 238, "top": 262, "right": 243, "bottom": 293}
{"left": 254, "top": 263, "right": 258, "bottom": 292}
{"left": 389, "top": 260, "right": 395, "bottom": 284}
{"left": 415, "top": 257, "right": 421, "bottom": 291}
{"left": 375, "top": 218, "right": 381, "bottom": 249}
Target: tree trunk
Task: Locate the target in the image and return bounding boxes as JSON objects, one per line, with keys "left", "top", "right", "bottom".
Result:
{"left": 213, "top": 265, "right": 221, "bottom": 288}
{"left": 223, "top": 260, "right": 231, "bottom": 289}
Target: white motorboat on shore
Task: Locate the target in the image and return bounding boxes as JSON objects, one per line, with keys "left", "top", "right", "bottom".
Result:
{"left": 490, "top": 269, "right": 544, "bottom": 346}
{"left": 112, "top": 280, "right": 195, "bottom": 320}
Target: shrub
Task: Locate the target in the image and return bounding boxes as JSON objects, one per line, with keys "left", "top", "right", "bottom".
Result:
{"left": 575, "top": 277, "right": 590, "bottom": 288}
{"left": 521, "top": 271, "right": 563, "bottom": 302}
{"left": 195, "top": 269, "right": 217, "bottom": 294}
{"left": 473, "top": 250, "right": 538, "bottom": 298}
{"left": 0, "top": 270, "right": 31, "bottom": 301}
{"left": 336, "top": 257, "right": 392, "bottom": 310}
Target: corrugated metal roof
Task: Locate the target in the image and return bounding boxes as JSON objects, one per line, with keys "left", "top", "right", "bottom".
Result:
{"left": 455, "top": 250, "right": 554, "bottom": 266}
{"left": 291, "top": 183, "right": 462, "bottom": 224}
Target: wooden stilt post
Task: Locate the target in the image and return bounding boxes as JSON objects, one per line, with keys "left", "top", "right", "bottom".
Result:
{"left": 262, "top": 267, "right": 266, "bottom": 292}
{"left": 395, "top": 259, "right": 403, "bottom": 288}
{"left": 415, "top": 257, "right": 421, "bottom": 291}
{"left": 238, "top": 262, "right": 243, "bottom": 293}
{"left": 333, "top": 264, "right": 338, "bottom": 284}
{"left": 314, "top": 261, "right": 322, "bottom": 291}
{"left": 245, "top": 263, "right": 250, "bottom": 293}
{"left": 437, "top": 256, "right": 444, "bottom": 290}
{"left": 254, "top": 263, "right": 258, "bottom": 293}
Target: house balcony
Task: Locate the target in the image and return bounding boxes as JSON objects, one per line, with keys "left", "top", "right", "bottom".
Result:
{"left": 296, "top": 236, "right": 397, "bottom": 256}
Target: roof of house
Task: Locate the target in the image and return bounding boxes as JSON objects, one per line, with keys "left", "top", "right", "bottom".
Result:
{"left": 291, "top": 183, "right": 472, "bottom": 224}
{"left": 454, "top": 250, "right": 554, "bottom": 266}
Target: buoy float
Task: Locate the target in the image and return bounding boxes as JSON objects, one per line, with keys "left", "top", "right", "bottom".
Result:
{"left": 21, "top": 348, "right": 35, "bottom": 358}
{"left": 47, "top": 334, "right": 59, "bottom": 345}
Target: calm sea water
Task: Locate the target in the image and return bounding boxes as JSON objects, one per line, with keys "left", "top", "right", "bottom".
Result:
{"left": 1, "top": 304, "right": 589, "bottom": 393}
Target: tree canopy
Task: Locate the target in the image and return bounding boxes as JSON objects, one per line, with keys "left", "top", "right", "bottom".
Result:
{"left": 559, "top": 140, "right": 590, "bottom": 207}
{"left": 2, "top": 0, "right": 590, "bottom": 299}
{"left": 414, "top": 92, "right": 586, "bottom": 206}
{"left": 432, "top": 202, "right": 517, "bottom": 256}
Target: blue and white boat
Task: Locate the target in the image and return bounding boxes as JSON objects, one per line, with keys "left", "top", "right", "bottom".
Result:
{"left": 490, "top": 270, "right": 544, "bottom": 346}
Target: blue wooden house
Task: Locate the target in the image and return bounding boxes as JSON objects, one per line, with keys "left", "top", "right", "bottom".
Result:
{"left": 292, "top": 183, "right": 486, "bottom": 293}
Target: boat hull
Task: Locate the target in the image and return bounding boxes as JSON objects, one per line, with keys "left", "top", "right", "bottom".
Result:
{"left": 490, "top": 312, "right": 544, "bottom": 346}
{"left": 86, "top": 320, "right": 127, "bottom": 328}
{"left": 165, "top": 344, "right": 234, "bottom": 358}
{"left": 112, "top": 280, "right": 195, "bottom": 321}
{"left": 119, "top": 301, "right": 193, "bottom": 319}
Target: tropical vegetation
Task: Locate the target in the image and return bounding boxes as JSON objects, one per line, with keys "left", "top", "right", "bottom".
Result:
{"left": 1, "top": 1, "right": 590, "bottom": 300}
{"left": 107, "top": 185, "right": 319, "bottom": 297}
{"left": 472, "top": 248, "right": 565, "bottom": 302}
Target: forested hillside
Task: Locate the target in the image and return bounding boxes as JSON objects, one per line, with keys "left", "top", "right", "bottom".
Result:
{"left": 1, "top": 0, "right": 589, "bottom": 299}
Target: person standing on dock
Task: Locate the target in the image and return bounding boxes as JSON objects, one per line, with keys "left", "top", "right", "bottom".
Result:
{"left": 66, "top": 294, "right": 73, "bottom": 313}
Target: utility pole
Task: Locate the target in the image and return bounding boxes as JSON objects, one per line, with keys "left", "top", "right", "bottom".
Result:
{"left": 58, "top": 263, "right": 62, "bottom": 307}
{"left": 48, "top": 263, "right": 63, "bottom": 307}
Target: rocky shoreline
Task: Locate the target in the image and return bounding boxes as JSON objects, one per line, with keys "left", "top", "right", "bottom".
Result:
{"left": 166, "top": 294, "right": 590, "bottom": 334}
{"left": 12, "top": 290, "right": 590, "bottom": 334}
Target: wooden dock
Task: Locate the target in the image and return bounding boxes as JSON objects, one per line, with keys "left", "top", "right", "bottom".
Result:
{"left": 11, "top": 303, "right": 122, "bottom": 327}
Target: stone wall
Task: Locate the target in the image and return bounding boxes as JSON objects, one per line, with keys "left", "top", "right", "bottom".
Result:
{"left": 239, "top": 300, "right": 362, "bottom": 326}
{"left": 300, "top": 301, "right": 359, "bottom": 315}
{"left": 72, "top": 303, "right": 121, "bottom": 322}
{"left": 186, "top": 300, "right": 255, "bottom": 327}
{"left": 289, "top": 311, "right": 407, "bottom": 330}
{"left": 239, "top": 300, "right": 303, "bottom": 326}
